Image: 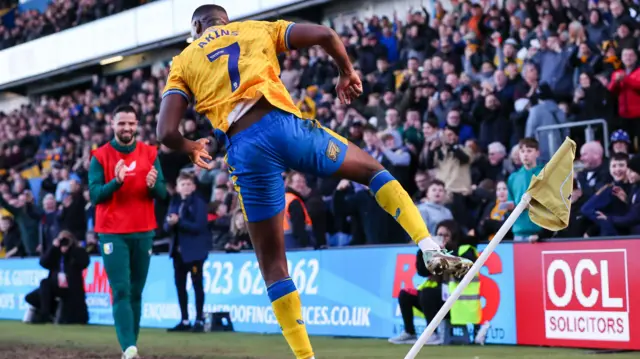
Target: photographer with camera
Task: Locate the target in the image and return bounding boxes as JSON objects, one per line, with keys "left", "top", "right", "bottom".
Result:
{"left": 25, "top": 230, "right": 89, "bottom": 324}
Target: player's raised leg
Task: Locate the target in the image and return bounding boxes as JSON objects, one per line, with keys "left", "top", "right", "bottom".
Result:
{"left": 287, "top": 118, "right": 472, "bottom": 277}
{"left": 333, "top": 141, "right": 472, "bottom": 276}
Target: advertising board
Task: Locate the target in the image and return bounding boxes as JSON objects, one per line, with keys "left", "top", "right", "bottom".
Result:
{"left": 0, "top": 244, "right": 516, "bottom": 343}
{"left": 514, "top": 240, "right": 640, "bottom": 350}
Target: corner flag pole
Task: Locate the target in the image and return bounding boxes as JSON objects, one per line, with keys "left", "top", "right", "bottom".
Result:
{"left": 403, "top": 193, "right": 532, "bottom": 359}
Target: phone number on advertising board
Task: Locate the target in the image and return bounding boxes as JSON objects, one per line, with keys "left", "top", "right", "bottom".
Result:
{"left": 187, "top": 259, "right": 320, "bottom": 296}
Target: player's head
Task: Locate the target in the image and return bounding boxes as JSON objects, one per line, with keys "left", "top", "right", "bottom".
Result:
{"left": 177, "top": 172, "right": 197, "bottom": 198}
{"left": 191, "top": 4, "right": 229, "bottom": 39}
{"left": 518, "top": 137, "right": 539, "bottom": 169}
{"left": 112, "top": 104, "right": 138, "bottom": 146}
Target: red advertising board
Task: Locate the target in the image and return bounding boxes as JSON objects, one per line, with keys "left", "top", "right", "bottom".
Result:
{"left": 514, "top": 239, "right": 640, "bottom": 350}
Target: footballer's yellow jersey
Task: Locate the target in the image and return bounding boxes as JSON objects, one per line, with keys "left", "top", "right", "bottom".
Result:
{"left": 163, "top": 20, "right": 302, "bottom": 133}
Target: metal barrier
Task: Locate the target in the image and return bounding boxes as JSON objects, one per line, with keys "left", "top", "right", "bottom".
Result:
{"left": 535, "top": 119, "right": 610, "bottom": 157}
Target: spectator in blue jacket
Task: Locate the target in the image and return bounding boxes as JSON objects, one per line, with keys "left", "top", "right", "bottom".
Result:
{"left": 606, "top": 156, "right": 640, "bottom": 235}
{"left": 164, "top": 172, "right": 211, "bottom": 333}
{"left": 583, "top": 153, "right": 634, "bottom": 236}
{"left": 379, "top": 25, "right": 399, "bottom": 63}
{"left": 529, "top": 31, "right": 575, "bottom": 98}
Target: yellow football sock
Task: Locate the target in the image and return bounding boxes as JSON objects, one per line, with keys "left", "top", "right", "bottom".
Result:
{"left": 369, "top": 170, "right": 437, "bottom": 248}
{"left": 268, "top": 278, "right": 314, "bottom": 359}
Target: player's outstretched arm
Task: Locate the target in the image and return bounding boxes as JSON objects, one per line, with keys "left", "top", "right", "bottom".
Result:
{"left": 288, "top": 24, "right": 363, "bottom": 104}
{"left": 288, "top": 24, "right": 353, "bottom": 75}
{"left": 157, "top": 94, "right": 191, "bottom": 152}
{"left": 157, "top": 94, "right": 213, "bottom": 169}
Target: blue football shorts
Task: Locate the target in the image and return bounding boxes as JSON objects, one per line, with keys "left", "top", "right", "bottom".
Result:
{"left": 215, "top": 109, "right": 349, "bottom": 222}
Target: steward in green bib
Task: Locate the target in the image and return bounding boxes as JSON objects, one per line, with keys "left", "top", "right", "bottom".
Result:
{"left": 388, "top": 220, "right": 480, "bottom": 345}
{"left": 88, "top": 105, "right": 167, "bottom": 359}
{"left": 448, "top": 244, "right": 481, "bottom": 326}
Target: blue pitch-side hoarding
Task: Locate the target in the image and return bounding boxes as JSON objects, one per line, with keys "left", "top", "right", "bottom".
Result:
{"left": 0, "top": 244, "right": 517, "bottom": 344}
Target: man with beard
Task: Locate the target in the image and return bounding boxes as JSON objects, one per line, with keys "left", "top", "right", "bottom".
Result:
{"left": 88, "top": 105, "right": 167, "bottom": 359}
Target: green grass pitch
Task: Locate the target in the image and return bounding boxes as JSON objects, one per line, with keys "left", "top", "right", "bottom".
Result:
{"left": 0, "top": 320, "right": 637, "bottom": 358}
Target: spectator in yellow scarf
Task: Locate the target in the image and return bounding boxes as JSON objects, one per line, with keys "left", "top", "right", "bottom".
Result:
{"left": 494, "top": 38, "right": 523, "bottom": 73}
{"left": 602, "top": 41, "right": 622, "bottom": 72}
{"left": 476, "top": 180, "right": 513, "bottom": 241}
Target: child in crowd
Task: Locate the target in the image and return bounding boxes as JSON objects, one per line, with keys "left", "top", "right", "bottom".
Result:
{"left": 581, "top": 153, "right": 631, "bottom": 236}
{"left": 418, "top": 179, "right": 453, "bottom": 235}
{"left": 225, "top": 209, "right": 251, "bottom": 253}
{"left": 164, "top": 173, "right": 211, "bottom": 332}
{"left": 605, "top": 155, "right": 640, "bottom": 234}
{"left": 507, "top": 138, "right": 544, "bottom": 242}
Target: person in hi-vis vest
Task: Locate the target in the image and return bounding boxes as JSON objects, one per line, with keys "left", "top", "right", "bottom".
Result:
{"left": 88, "top": 105, "right": 167, "bottom": 359}
{"left": 283, "top": 172, "right": 314, "bottom": 249}
{"left": 388, "top": 219, "right": 480, "bottom": 346}
{"left": 444, "top": 219, "right": 483, "bottom": 343}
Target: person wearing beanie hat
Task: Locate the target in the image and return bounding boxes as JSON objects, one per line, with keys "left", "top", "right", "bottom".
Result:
{"left": 610, "top": 129, "right": 631, "bottom": 155}
{"left": 494, "top": 36, "right": 523, "bottom": 72}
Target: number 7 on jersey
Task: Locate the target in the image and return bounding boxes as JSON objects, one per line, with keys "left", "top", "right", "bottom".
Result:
{"left": 207, "top": 42, "right": 241, "bottom": 92}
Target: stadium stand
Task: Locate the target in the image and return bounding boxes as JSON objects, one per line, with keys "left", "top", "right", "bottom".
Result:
{"left": 0, "top": 0, "right": 639, "bottom": 260}
{"left": 0, "top": 0, "right": 156, "bottom": 50}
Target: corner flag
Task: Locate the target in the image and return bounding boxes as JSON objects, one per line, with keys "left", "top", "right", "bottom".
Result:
{"left": 526, "top": 137, "right": 577, "bottom": 231}
{"left": 404, "top": 137, "right": 577, "bottom": 359}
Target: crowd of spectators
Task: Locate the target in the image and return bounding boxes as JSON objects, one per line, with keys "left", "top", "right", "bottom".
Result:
{"left": 0, "top": 0, "right": 155, "bottom": 50}
{"left": 0, "top": 1, "right": 17, "bottom": 10}
{"left": 2, "top": 0, "right": 640, "bottom": 259}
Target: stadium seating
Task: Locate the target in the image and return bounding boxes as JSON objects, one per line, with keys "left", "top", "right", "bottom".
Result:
{"left": 0, "top": 0, "right": 154, "bottom": 50}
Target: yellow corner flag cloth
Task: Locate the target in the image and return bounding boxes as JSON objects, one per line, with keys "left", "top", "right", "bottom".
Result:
{"left": 526, "top": 137, "right": 577, "bottom": 231}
